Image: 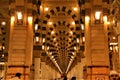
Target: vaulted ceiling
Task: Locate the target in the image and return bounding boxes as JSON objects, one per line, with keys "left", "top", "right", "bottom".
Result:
{"left": 33, "top": 0, "right": 85, "bottom": 74}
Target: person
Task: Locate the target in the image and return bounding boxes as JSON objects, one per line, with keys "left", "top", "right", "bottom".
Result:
{"left": 117, "top": 77, "right": 120, "bottom": 80}
{"left": 63, "top": 76, "right": 67, "bottom": 80}
{"left": 71, "top": 77, "right": 76, "bottom": 80}
{"left": 10, "top": 73, "right": 21, "bottom": 80}
{"left": 0, "top": 77, "right": 4, "bottom": 80}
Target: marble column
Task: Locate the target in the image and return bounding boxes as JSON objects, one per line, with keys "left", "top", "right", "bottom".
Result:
{"left": 34, "top": 58, "right": 40, "bottom": 80}
{"left": 41, "top": 62, "right": 46, "bottom": 79}
{"left": 117, "top": 21, "right": 120, "bottom": 73}
{"left": 6, "top": 0, "right": 35, "bottom": 80}
{"left": 84, "top": 1, "right": 110, "bottom": 80}
{"left": 46, "top": 65, "right": 51, "bottom": 79}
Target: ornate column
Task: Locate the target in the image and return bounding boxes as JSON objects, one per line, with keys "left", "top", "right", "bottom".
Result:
{"left": 109, "top": 0, "right": 120, "bottom": 75}
{"left": 34, "top": 58, "right": 40, "bottom": 80}
{"left": 75, "top": 63, "right": 79, "bottom": 79}
{"left": 78, "top": 58, "right": 85, "bottom": 80}
{"left": 45, "top": 64, "right": 50, "bottom": 79}
{"left": 54, "top": 69, "right": 57, "bottom": 79}
{"left": 84, "top": 0, "right": 110, "bottom": 80}
{"left": 117, "top": 21, "right": 120, "bottom": 73}
{"left": 7, "top": 0, "right": 35, "bottom": 80}
{"left": 41, "top": 62, "right": 46, "bottom": 79}
{"left": 51, "top": 67, "right": 55, "bottom": 79}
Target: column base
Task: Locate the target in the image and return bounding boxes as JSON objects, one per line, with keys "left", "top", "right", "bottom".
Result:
{"left": 84, "top": 66, "right": 109, "bottom": 80}
{"left": 6, "top": 65, "right": 30, "bottom": 80}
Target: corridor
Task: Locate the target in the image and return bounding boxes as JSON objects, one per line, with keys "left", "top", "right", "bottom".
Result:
{"left": 0, "top": 0, "right": 120, "bottom": 80}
